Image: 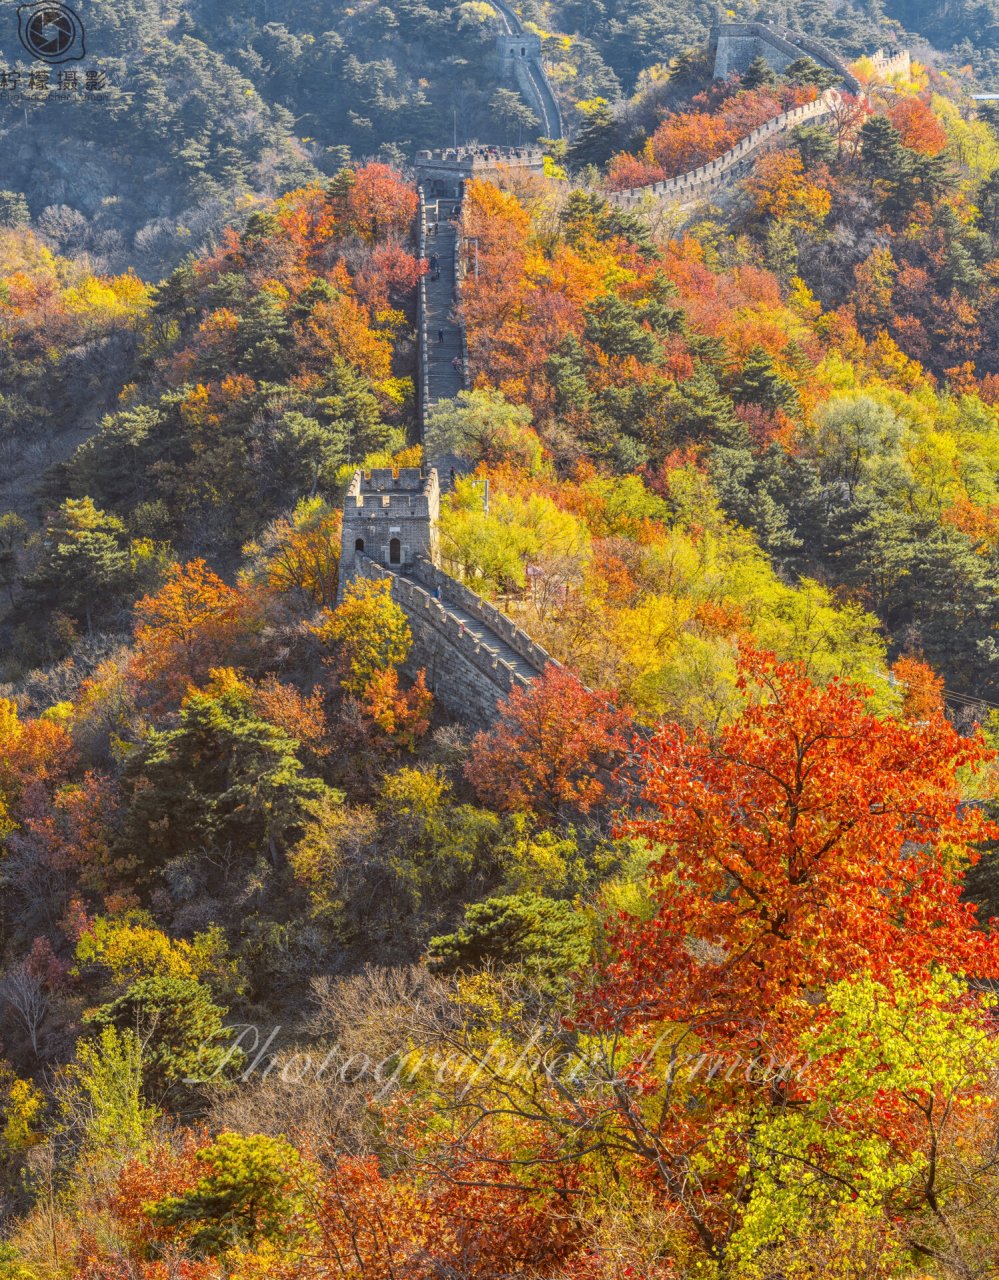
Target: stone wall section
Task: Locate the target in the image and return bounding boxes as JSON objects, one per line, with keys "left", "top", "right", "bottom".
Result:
{"left": 414, "top": 147, "right": 546, "bottom": 190}
{"left": 410, "top": 559, "right": 557, "bottom": 675}
{"left": 606, "top": 87, "right": 840, "bottom": 210}
{"left": 416, "top": 186, "right": 429, "bottom": 433}
{"left": 351, "top": 553, "right": 548, "bottom": 729}
{"left": 710, "top": 22, "right": 863, "bottom": 92}
{"left": 340, "top": 468, "right": 440, "bottom": 591}
{"left": 868, "top": 47, "right": 912, "bottom": 79}
{"left": 490, "top": 0, "right": 564, "bottom": 140}
{"left": 606, "top": 24, "right": 909, "bottom": 213}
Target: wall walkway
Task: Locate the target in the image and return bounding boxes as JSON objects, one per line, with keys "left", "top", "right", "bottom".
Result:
{"left": 417, "top": 189, "right": 466, "bottom": 437}
{"left": 353, "top": 552, "right": 555, "bottom": 728}
{"left": 491, "top": 0, "right": 564, "bottom": 141}
{"left": 606, "top": 87, "right": 840, "bottom": 210}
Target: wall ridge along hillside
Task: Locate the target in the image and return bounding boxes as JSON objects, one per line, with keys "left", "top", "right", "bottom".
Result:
{"left": 491, "top": 0, "right": 564, "bottom": 141}
{"left": 710, "top": 21, "right": 864, "bottom": 92}
{"left": 352, "top": 550, "right": 556, "bottom": 728}
{"left": 607, "top": 25, "right": 910, "bottom": 211}
{"left": 606, "top": 86, "right": 842, "bottom": 210}
{"left": 393, "top": 24, "right": 910, "bottom": 725}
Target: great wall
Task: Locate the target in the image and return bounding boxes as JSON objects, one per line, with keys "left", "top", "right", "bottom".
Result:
{"left": 606, "top": 86, "right": 844, "bottom": 210}
{"left": 491, "top": 0, "right": 564, "bottom": 142}
{"left": 337, "top": 15, "right": 911, "bottom": 728}
{"left": 338, "top": 468, "right": 555, "bottom": 729}
{"left": 608, "top": 23, "right": 911, "bottom": 210}
{"left": 711, "top": 20, "right": 866, "bottom": 92}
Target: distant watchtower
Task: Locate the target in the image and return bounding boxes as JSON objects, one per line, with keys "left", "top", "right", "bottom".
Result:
{"left": 339, "top": 467, "right": 440, "bottom": 598}
{"left": 496, "top": 32, "right": 542, "bottom": 62}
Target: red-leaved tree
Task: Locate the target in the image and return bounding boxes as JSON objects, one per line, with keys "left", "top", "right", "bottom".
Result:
{"left": 465, "top": 665, "right": 632, "bottom": 824}
{"left": 586, "top": 645, "right": 998, "bottom": 1044}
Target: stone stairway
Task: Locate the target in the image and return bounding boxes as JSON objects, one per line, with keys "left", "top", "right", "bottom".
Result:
{"left": 422, "top": 199, "right": 465, "bottom": 412}
{"left": 397, "top": 568, "right": 544, "bottom": 684}
{"left": 436, "top": 599, "right": 539, "bottom": 682}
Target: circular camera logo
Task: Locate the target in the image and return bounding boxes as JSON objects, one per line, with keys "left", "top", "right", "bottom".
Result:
{"left": 17, "top": 3, "right": 86, "bottom": 63}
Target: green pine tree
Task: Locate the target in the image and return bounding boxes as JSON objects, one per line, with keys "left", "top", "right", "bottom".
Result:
{"left": 121, "top": 689, "right": 326, "bottom": 871}
{"left": 27, "top": 497, "right": 132, "bottom": 632}
{"left": 86, "top": 976, "right": 241, "bottom": 1098}
{"left": 427, "top": 892, "right": 591, "bottom": 988}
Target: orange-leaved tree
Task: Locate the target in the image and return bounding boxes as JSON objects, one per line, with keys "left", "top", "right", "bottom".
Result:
{"left": 743, "top": 150, "right": 832, "bottom": 227}
{"left": 344, "top": 162, "right": 419, "bottom": 242}
{"left": 887, "top": 96, "right": 949, "bottom": 155}
{"left": 360, "top": 667, "right": 433, "bottom": 752}
{"left": 891, "top": 652, "right": 946, "bottom": 720}
{"left": 304, "top": 1112, "right": 585, "bottom": 1280}
{"left": 465, "top": 665, "right": 632, "bottom": 824}
{"left": 131, "top": 560, "right": 263, "bottom": 706}
{"left": 587, "top": 645, "right": 997, "bottom": 1042}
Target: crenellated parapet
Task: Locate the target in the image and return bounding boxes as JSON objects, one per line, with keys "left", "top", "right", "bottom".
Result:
{"left": 351, "top": 552, "right": 553, "bottom": 728}
{"left": 606, "top": 88, "right": 840, "bottom": 210}
{"left": 410, "top": 559, "right": 555, "bottom": 676}
{"left": 867, "top": 46, "right": 912, "bottom": 80}
{"left": 339, "top": 467, "right": 440, "bottom": 595}
{"left": 415, "top": 146, "right": 546, "bottom": 184}
{"left": 339, "top": 469, "right": 556, "bottom": 726}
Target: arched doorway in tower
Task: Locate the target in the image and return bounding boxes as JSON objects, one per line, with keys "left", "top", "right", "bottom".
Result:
{"left": 355, "top": 538, "right": 364, "bottom": 553}
{"left": 389, "top": 537, "right": 401, "bottom": 565}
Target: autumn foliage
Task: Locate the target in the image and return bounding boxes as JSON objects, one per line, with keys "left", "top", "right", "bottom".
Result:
{"left": 8, "top": 54, "right": 999, "bottom": 1280}
{"left": 589, "top": 646, "right": 997, "bottom": 1042}
{"left": 887, "top": 95, "right": 949, "bottom": 154}
{"left": 607, "top": 84, "right": 818, "bottom": 189}
{"left": 466, "top": 665, "right": 632, "bottom": 822}
{"left": 131, "top": 560, "right": 263, "bottom": 705}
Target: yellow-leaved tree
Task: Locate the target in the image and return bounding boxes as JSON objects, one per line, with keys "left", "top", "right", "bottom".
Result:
{"left": 312, "top": 576, "right": 412, "bottom": 694}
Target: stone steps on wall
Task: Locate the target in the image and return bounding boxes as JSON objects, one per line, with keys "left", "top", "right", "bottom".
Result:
{"left": 432, "top": 599, "right": 540, "bottom": 681}
{"left": 422, "top": 207, "right": 465, "bottom": 411}
{"left": 396, "top": 566, "right": 542, "bottom": 681}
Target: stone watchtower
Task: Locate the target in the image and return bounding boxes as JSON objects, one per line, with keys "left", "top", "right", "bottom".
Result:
{"left": 339, "top": 467, "right": 440, "bottom": 598}
{"left": 497, "top": 32, "right": 542, "bottom": 64}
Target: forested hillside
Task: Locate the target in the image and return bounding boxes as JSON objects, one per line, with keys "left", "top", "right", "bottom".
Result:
{"left": 1, "top": 0, "right": 992, "bottom": 280}
{"left": 5, "top": 5, "right": 999, "bottom": 1279}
